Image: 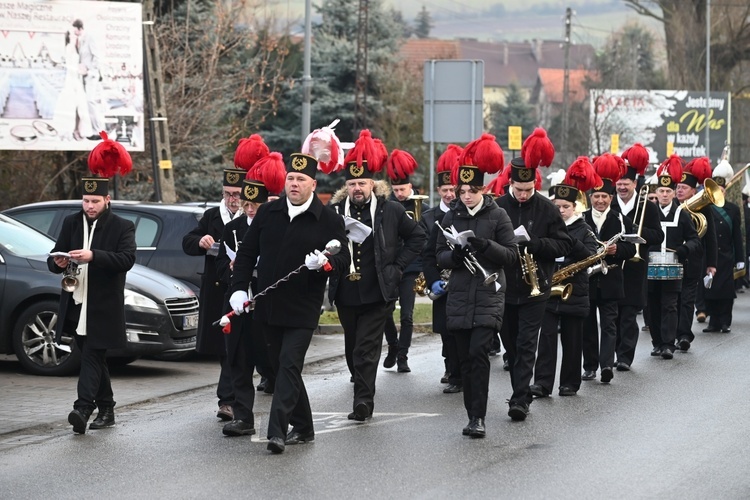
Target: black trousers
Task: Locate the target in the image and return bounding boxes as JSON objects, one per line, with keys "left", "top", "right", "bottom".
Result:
{"left": 74, "top": 336, "right": 113, "bottom": 411}
{"left": 583, "top": 297, "right": 619, "bottom": 372}
{"left": 452, "top": 326, "right": 493, "bottom": 418}
{"left": 384, "top": 272, "right": 418, "bottom": 356}
{"left": 706, "top": 298, "right": 734, "bottom": 329}
{"left": 216, "top": 354, "right": 234, "bottom": 407}
{"left": 440, "top": 332, "right": 462, "bottom": 385}
{"left": 677, "top": 277, "right": 699, "bottom": 342}
{"left": 535, "top": 311, "right": 583, "bottom": 392}
{"left": 500, "top": 300, "right": 546, "bottom": 406}
{"left": 615, "top": 304, "right": 641, "bottom": 366}
{"left": 264, "top": 325, "right": 314, "bottom": 440}
{"left": 338, "top": 301, "right": 390, "bottom": 413}
{"left": 648, "top": 286, "right": 679, "bottom": 349}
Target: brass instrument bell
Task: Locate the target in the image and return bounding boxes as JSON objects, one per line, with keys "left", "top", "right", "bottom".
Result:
{"left": 62, "top": 262, "right": 80, "bottom": 292}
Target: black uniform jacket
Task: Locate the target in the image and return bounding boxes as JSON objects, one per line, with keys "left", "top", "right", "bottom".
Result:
{"left": 421, "top": 205, "right": 449, "bottom": 333}
{"left": 704, "top": 201, "right": 743, "bottom": 300}
{"left": 182, "top": 206, "right": 230, "bottom": 355}
{"left": 328, "top": 189, "right": 425, "bottom": 305}
{"left": 231, "top": 195, "right": 350, "bottom": 330}
{"left": 496, "top": 191, "right": 573, "bottom": 304}
{"left": 611, "top": 196, "right": 665, "bottom": 307}
{"left": 436, "top": 195, "right": 517, "bottom": 332}
{"left": 652, "top": 203, "right": 701, "bottom": 293}
{"left": 683, "top": 203, "right": 718, "bottom": 281}
{"left": 545, "top": 216, "right": 598, "bottom": 317}
{"left": 389, "top": 189, "right": 429, "bottom": 275}
{"left": 583, "top": 209, "right": 636, "bottom": 301}
{"left": 48, "top": 208, "right": 136, "bottom": 350}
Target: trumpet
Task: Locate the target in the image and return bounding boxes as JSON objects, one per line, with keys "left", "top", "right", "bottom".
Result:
{"left": 62, "top": 262, "right": 80, "bottom": 292}
{"left": 435, "top": 221, "right": 500, "bottom": 288}
{"left": 520, "top": 246, "right": 542, "bottom": 297}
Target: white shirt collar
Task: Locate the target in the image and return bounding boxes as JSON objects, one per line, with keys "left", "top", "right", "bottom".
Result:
{"left": 287, "top": 194, "right": 314, "bottom": 221}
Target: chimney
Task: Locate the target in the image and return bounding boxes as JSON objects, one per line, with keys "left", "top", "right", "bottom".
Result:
{"left": 532, "top": 38, "right": 542, "bottom": 63}
{"left": 503, "top": 42, "right": 509, "bottom": 66}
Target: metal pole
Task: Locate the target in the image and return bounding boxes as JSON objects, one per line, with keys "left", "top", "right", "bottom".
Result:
{"left": 705, "top": 0, "right": 711, "bottom": 158}
{"left": 301, "top": 0, "right": 312, "bottom": 144}
{"left": 429, "top": 60, "right": 436, "bottom": 207}
{"left": 562, "top": 8, "right": 572, "bottom": 167}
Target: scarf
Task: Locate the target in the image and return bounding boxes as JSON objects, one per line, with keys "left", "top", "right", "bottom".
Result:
{"left": 617, "top": 194, "right": 636, "bottom": 216}
{"left": 592, "top": 207, "right": 610, "bottom": 232}
{"left": 344, "top": 196, "right": 376, "bottom": 277}
{"left": 565, "top": 214, "right": 581, "bottom": 226}
{"left": 439, "top": 200, "right": 450, "bottom": 213}
{"left": 287, "top": 195, "right": 314, "bottom": 221}
{"left": 73, "top": 214, "right": 98, "bottom": 336}
{"left": 220, "top": 199, "right": 241, "bottom": 225}
{"left": 466, "top": 201, "right": 483, "bottom": 217}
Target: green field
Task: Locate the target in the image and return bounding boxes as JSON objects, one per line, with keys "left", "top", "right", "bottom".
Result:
{"left": 320, "top": 303, "right": 433, "bottom": 326}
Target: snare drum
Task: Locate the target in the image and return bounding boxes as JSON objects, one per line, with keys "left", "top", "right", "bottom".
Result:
{"left": 648, "top": 251, "right": 683, "bottom": 280}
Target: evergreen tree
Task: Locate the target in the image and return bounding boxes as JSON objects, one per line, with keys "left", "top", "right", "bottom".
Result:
{"left": 486, "top": 83, "right": 537, "bottom": 153}
{"left": 414, "top": 6, "right": 433, "bottom": 39}
{"left": 594, "top": 22, "right": 665, "bottom": 90}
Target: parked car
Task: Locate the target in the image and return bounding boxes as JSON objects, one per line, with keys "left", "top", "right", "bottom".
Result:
{"left": 4, "top": 200, "right": 208, "bottom": 295}
{"left": 0, "top": 214, "right": 199, "bottom": 376}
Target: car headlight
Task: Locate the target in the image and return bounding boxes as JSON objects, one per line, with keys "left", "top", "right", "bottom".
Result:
{"left": 124, "top": 289, "right": 160, "bottom": 309}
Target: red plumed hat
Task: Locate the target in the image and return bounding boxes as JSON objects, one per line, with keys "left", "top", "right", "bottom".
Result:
{"left": 386, "top": 149, "right": 418, "bottom": 184}
{"left": 301, "top": 119, "right": 348, "bottom": 174}
{"left": 592, "top": 153, "right": 622, "bottom": 195}
{"left": 246, "top": 152, "right": 286, "bottom": 195}
{"left": 521, "top": 127, "right": 555, "bottom": 169}
{"left": 485, "top": 174, "right": 506, "bottom": 197}
{"left": 437, "top": 144, "right": 462, "bottom": 187}
{"left": 621, "top": 143, "right": 649, "bottom": 175}
{"left": 455, "top": 133, "right": 503, "bottom": 187}
{"left": 684, "top": 157, "right": 712, "bottom": 185}
{"left": 565, "top": 156, "right": 602, "bottom": 192}
{"left": 342, "top": 130, "right": 386, "bottom": 180}
{"left": 234, "top": 134, "right": 270, "bottom": 172}
{"left": 656, "top": 154, "right": 685, "bottom": 190}
{"left": 87, "top": 131, "right": 132, "bottom": 178}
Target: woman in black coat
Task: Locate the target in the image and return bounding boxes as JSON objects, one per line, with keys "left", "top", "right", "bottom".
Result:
{"left": 436, "top": 164, "right": 517, "bottom": 438}
{"left": 531, "top": 186, "right": 597, "bottom": 397}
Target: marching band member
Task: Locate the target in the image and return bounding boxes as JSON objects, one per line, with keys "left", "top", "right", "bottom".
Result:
{"left": 581, "top": 154, "right": 636, "bottom": 384}
{"left": 531, "top": 157, "right": 599, "bottom": 397}
{"left": 648, "top": 157, "right": 701, "bottom": 358}
{"left": 496, "top": 128, "right": 572, "bottom": 421}
{"left": 328, "top": 131, "right": 425, "bottom": 422}
{"left": 611, "top": 144, "right": 664, "bottom": 371}
{"left": 436, "top": 133, "right": 516, "bottom": 437}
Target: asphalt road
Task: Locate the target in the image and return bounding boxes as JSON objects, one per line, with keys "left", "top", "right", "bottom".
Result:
{"left": 1, "top": 298, "right": 750, "bottom": 498}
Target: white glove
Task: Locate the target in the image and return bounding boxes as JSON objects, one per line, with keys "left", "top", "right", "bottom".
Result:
{"left": 229, "top": 290, "right": 249, "bottom": 315}
{"left": 304, "top": 249, "right": 329, "bottom": 271}
{"left": 736, "top": 262, "right": 745, "bottom": 271}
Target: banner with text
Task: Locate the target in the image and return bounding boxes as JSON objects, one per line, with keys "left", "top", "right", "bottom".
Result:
{"left": 0, "top": 0, "right": 144, "bottom": 151}
{"left": 589, "top": 89, "right": 730, "bottom": 164}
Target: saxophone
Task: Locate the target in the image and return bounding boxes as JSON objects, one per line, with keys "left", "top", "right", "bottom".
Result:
{"left": 552, "top": 232, "right": 623, "bottom": 286}
{"left": 520, "top": 246, "right": 542, "bottom": 297}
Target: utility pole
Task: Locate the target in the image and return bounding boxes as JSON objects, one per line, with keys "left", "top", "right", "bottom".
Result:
{"left": 301, "top": 0, "right": 312, "bottom": 144}
{"left": 143, "top": 0, "right": 176, "bottom": 203}
{"left": 353, "top": 0, "right": 369, "bottom": 135}
{"left": 561, "top": 7, "right": 572, "bottom": 166}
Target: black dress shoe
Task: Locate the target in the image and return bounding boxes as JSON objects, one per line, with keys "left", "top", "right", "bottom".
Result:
{"left": 257, "top": 377, "right": 268, "bottom": 392}
{"left": 396, "top": 355, "right": 411, "bottom": 373}
{"left": 383, "top": 345, "right": 397, "bottom": 368}
{"left": 502, "top": 359, "right": 510, "bottom": 371}
{"left": 89, "top": 407, "right": 115, "bottom": 429}
{"left": 696, "top": 311, "right": 707, "bottom": 323}
{"left": 462, "top": 417, "right": 475, "bottom": 436}
{"left": 440, "top": 371, "right": 450, "bottom": 384}
{"left": 263, "top": 379, "right": 275, "bottom": 394}
{"left": 469, "top": 417, "right": 486, "bottom": 438}
{"left": 616, "top": 361, "right": 631, "bottom": 371}
{"left": 650, "top": 346, "right": 662, "bottom": 356}
{"left": 86, "top": 134, "right": 102, "bottom": 141}
{"left": 443, "top": 383, "right": 462, "bottom": 394}
{"left": 285, "top": 429, "right": 315, "bottom": 445}
{"left": 661, "top": 348, "right": 674, "bottom": 360}
{"left": 508, "top": 403, "right": 529, "bottom": 421}
{"left": 703, "top": 326, "right": 721, "bottom": 333}
{"left": 581, "top": 370, "right": 596, "bottom": 380}
{"left": 558, "top": 386, "right": 577, "bottom": 396}
{"left": 721, "top": 326, "right": 731, "bottom": 333}
{"left": 222, "top": 419, "right": 256, "bottom": 436}
{"left": 600, "top": 367, "right": 614, "bottom": 383}
{"left": 267, "top": 436, "right": 285, "bottom": 454}
{"left": 68, "top": 408, "right": 92, "bottom": 434}
{"left": 348, "top": 402, "right": 371, "bottom": 422}
{"left": 529, "top": 384, "right": 551, "bottom": 398}
{"left": 678, "top": 338, "right": 691, "bottom": 351}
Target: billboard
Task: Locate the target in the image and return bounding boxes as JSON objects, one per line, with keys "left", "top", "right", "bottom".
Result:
{"left": 589, "top": 89, "right": 730, "bottom": 163}
{"left": 0, "top": 0, "right": 144, "bottom": 151}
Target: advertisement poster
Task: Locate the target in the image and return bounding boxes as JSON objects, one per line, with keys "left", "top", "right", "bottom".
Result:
{"left": 589, "top": 89, "right": 730, "bottom": 163}
{"left": 0, "top": 0, "right": 144, "bottom": 151}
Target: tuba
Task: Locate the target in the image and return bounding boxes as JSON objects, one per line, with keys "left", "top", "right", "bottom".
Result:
{"left": 406, "top": 194, "right": 429, "bottom": 221}
{"left": 681, "top": 178, "right": 724, "bottom": 238}
{"left": 62, "top": 262, "right": 80, "bottom": 292}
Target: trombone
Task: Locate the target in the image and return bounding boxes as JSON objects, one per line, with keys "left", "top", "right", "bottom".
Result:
{"left": 435, "top": 221, "right": 500, "bottom": 289}
{"left": 629, "top": 184, "right": 651, "bottom": 262}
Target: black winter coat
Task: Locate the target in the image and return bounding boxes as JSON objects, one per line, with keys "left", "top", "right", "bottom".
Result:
{"left": 182, "top": 206, "right": 230, "bottom": 355}
{"left": 496, "top": 191, "right": 573, "bottom": 304}
{"left": 328, "top": 195, "right": 425, "bottom": 304}
{"left": 583, "top": 209, "right": 636, "bottom": 301}
{"left": 436, "top": 196, "right": 517, "bottom": 332}
{"left": 231, "top": 196, "right": 350, "bottom": 330}
{"left": 704, "top": 202, "right": 743, "bottom": 300}
{"left": 48, "top": 208, "right": 136, "bottom": 350}
{"left": 421, "top": 205, "right": 449, "bottom": 333}
{"left": 683, "top": 203, "right": 718, "bottom": 280}
{"left": 389, "top": 190, "right": 429, "bottom": 275}
{"left": 545, "top": 217, "right": 598, "bottom": 317}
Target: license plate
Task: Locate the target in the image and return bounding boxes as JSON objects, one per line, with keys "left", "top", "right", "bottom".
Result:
{"left": 182, "top": 314, "right": 199, "bottom": 330}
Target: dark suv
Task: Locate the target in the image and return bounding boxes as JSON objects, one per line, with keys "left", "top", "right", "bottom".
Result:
{"left": 0, "top": 214, "right": 199, "bottom": 375}
{"left": 4, "top": 201, "right": 208, "bottom": 294}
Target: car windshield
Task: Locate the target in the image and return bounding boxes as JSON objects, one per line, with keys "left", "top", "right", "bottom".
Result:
{"left": 0, "top": 219, "right": 55, "bottom": 257}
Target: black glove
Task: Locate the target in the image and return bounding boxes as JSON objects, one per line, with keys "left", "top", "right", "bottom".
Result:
{"left": 526, "top": 235, "right": 541, "bottom": 254}
{"left": 468, "top": 236, "right": 490, "bottom": 253}
{"left": 452, "top": 244, "right": 468, "bottom": 264}
{"left": 675, "top": 246, "right": 688, "bottom": 263}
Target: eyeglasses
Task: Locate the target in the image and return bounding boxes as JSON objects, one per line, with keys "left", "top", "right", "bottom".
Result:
{"left": 223, "top": 191, "right": 241, "bottom": 199}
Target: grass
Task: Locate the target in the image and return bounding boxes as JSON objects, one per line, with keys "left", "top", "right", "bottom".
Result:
{"left": 319, "top": 303, "right": 433, "bottom": 326}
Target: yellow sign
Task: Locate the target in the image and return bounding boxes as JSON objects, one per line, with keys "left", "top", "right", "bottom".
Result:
{"left": 159, "top": 160, "right": 173, "bottom": 170}
{"left": 666, "top": 142, "right": 674, "bottom": 157}
{"left": 508, "top": 126, "right": 523, "bottom": 151}
{"left": 610, "top": 134, "right": 619, "bottom": 154}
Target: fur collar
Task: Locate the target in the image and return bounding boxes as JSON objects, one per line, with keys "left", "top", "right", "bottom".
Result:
{"left": 330, "top": 180, "right": 391, "bottom": 204}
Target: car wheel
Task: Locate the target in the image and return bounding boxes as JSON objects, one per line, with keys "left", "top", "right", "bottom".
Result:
{"left": 12, "top": 300, "right": 80, "bottom": 376}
